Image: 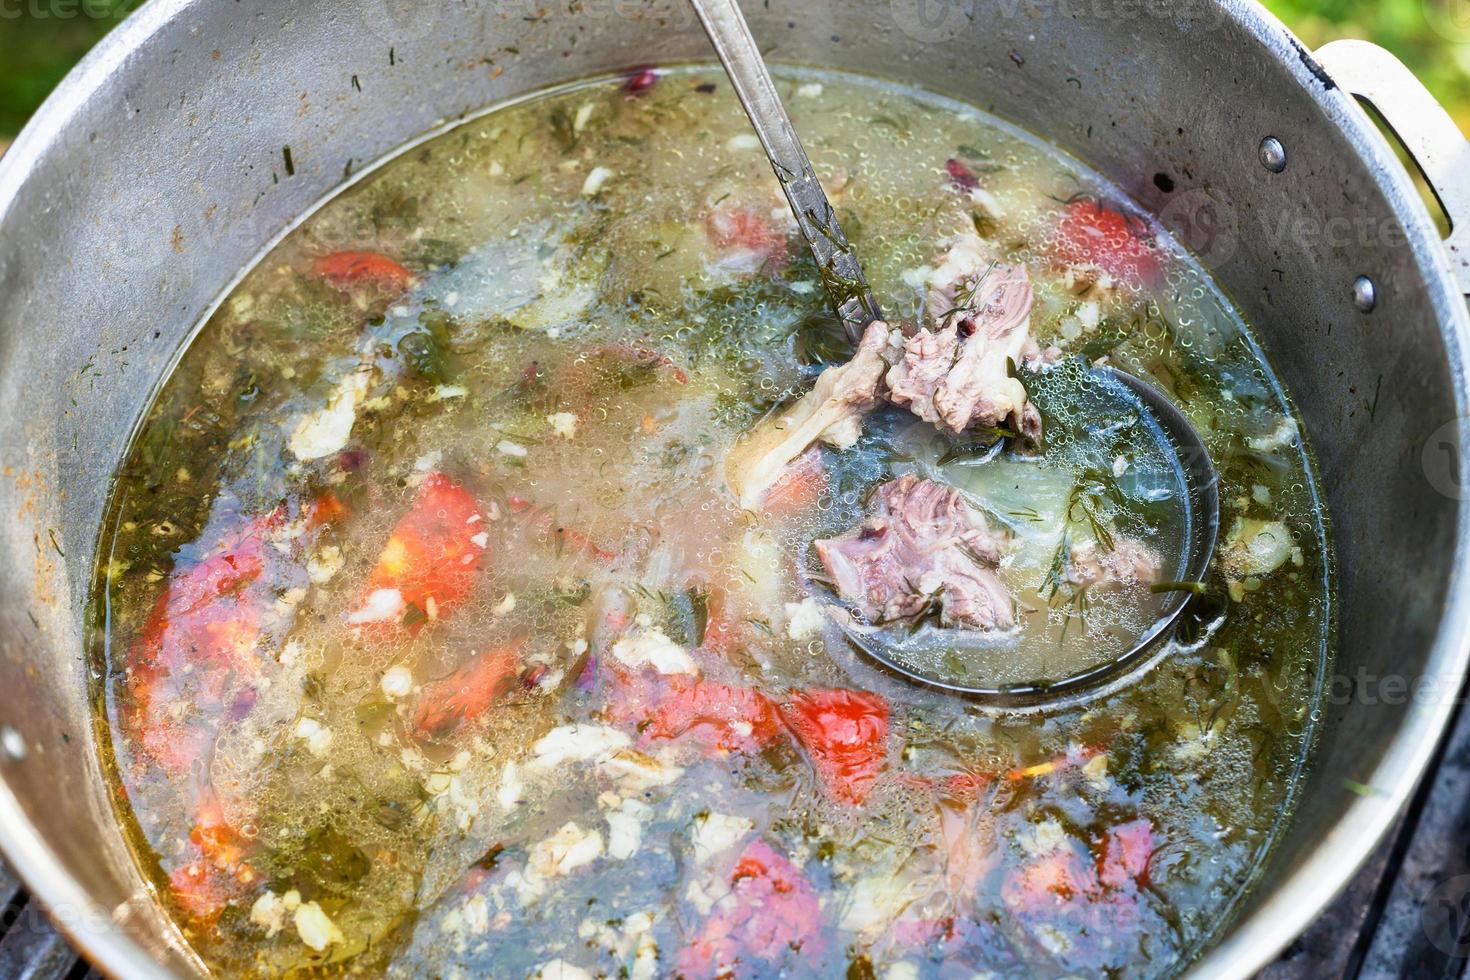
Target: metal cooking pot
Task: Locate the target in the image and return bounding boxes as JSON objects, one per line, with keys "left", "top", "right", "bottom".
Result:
{"left": 0, "top": 0, "right": 1467, "bottom": 975}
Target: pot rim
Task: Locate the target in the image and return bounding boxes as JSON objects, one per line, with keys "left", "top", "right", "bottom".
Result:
{"left": 0, "top": 1, "right": 202, "bottom": 971}
{"left": 0, "top": 1, "right": 1467, "bottom": 977}
{"left": 1187, "top": 3, "right": 1470, "bottom": 977}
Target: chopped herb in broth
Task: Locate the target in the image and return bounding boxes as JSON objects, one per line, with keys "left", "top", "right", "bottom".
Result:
{"left": 89, "top": 67, "right": 1331, "bottom": 978}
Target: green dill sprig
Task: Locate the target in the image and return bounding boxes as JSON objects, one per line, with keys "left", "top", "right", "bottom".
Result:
{"left": 938, "top": 260, "right": 998, "bottom": 323}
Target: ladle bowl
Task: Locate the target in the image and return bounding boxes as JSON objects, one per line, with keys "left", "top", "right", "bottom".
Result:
{"left": 825, "top": 365, "right": 1221, "bottom": 708}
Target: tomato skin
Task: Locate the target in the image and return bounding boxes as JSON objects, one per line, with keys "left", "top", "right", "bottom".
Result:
{"left": 310, "top": 250, "right": 415, "bottom": 291}
{"left": 781, "top": 688, "right": 890, "bottom": 805}
{"left": 946, "top": 158, "right": 979, "bottom": 191}
{"left": 622, "top": 66, "right": 659, "bottom": 95}
{"left": 678, "top": 839, "right": 825, "bottom": 977}
{"left": 348, "top": 472, "right": 488, "bottom": 631}
{"left": 1049, "top": 199, "right": 1163, "bottom": 287}
{"left": 1098, "top": 818, "right": 1153, "bottom": 889}
{"left": 126, "top": 515, "right": 274, "bottom": 774}
{"left": 760, "top": 447, "right": 827, "bottom": 519}
{"left": 640, "top": 679, "right": 784, "bottom": 755}
{"left": 412, "top": 644, "right": 522, "bottom": 739}
{"left": 167, "top": 793, "right": 257, "bottom": 925}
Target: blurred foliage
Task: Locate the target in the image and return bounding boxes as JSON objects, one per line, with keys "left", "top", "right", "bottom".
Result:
{"left": 0, "top": 0, "right": 134, "bottom": 138}
{"left": 0, "top": 0, "right": 1465, "bottom": 140}
{"left": 1262, "top": 0, "right": 1470, "bottom": 132}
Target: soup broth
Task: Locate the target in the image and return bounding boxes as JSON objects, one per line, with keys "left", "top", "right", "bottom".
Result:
{"left": 90, "top": 66, "right": 1332, "bottom": 978}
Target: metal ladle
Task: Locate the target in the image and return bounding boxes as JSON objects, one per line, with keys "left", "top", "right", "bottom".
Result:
{"left": 689, "top": 0, "right": 1222, "bottom": 705}
{"left": 840, "top": 365, "right": 1222, "bottom": 708}
{"left": 687, "top": 0, "right": 879, "bottom": 343}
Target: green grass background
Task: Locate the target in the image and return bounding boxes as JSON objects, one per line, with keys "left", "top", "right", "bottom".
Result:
{"left": 0, "top": 0, "right": 1466, "bottom": 144}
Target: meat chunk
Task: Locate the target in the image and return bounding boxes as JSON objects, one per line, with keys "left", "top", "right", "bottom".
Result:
{"left": 726, "top": 321, "right": 890, "bottom": 509}
{"left": 815, "top": 475, "right": 1015, "bottom": 630}
{"left": 1001, "top": 817, "right": 1156, "bottom": 972}
{"left": 887, "top": 233, "right": 1041, "bottom": 440}
{"left": 678, "top": 839, "right": 826, "bottom": 976}
{"left": 1068, "top": 537, "right": 1162, "bottom": 589}
{"left": 706, "top": 198, "right": 792, "bottom": 276}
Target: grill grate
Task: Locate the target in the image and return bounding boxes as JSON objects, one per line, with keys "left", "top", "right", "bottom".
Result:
{"left": 0, "top": 861, "right": 93, "bottom": 979}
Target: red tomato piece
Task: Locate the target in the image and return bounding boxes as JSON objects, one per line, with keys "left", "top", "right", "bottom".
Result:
{"left": 622, "top": 66, "right": 660, "bottom": 95}
{"left": 190, "top": 792, "right": 252, "bottom": 871}
{"left": 167, "top": 793, "right": 257, "bottom": 925}
{"left": 641, "top": 679, "right": 784, "bottom": 755}
{"left": 781, "top": 688, "right": 890, "bottom": 805}
{"left": 678, "top": 839, "right": 825, "bottom": 977}
{"left": 347, "top": 472, "right": 487, "bottom": 630}
{"left": 127, "top": 494, "right": 346, "bottom": 775}
{"left": 1098, "top": 817, "right": 1153, "bottom": 889}
{"left": 310, "top": 250, "right": 415, "bottom": 291}
{"left": 946, "top": 158, "right": 979, "bottom": 191}
{"left": 1049, "top": 199, "right": 1163, "bottom": 288}
{"left": 412, "top": 644, "right": 522, "bottom": 739}
{"left": 126, "top": 517, "right": 273, "bottom": 774}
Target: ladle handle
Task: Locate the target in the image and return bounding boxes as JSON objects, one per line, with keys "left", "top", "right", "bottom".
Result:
{"left": 1315, "top": 39, "right": 1470, "bottom": 295}
{"left": 687, "top": 0, "right": 883, "bottom": 336}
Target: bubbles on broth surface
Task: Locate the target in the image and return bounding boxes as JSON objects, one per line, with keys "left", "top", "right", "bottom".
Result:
{"left": 89, "top": 66, "right": 1330, "bottom": 979}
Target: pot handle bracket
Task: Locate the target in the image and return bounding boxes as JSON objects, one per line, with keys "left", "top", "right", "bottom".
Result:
{"left": 1315, "top": 39, "right": 1470, "bottom": 296}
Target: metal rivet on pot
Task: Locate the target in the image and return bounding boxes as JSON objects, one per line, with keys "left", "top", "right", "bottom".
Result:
{"left": 1258, "top": 136, "right": 1287, "bottom": 173}
{"left": 1352, "top": 275, "right": 1378, "bottom": 312}
{"left": 0, "top": 726, "right": 26, "bottom": 761}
